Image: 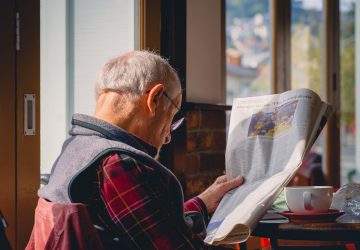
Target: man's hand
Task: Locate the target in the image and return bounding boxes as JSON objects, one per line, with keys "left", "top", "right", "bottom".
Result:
{"left": 198, "top": 175, "right": 244, "bottom": 214}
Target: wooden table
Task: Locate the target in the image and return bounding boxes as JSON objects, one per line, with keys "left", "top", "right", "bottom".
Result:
{"left": 251, "top": 221, "right": 360, "bottom": 249}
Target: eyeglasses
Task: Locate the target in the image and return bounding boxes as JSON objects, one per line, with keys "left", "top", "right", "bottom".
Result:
{"left": 162, "top": 91, "right": 186, "bottom": 132}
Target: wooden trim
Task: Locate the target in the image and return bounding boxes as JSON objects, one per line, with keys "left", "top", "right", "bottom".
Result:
{"left": 160, "top": 0, "right": 187, "bottom": 94}
{"left": 185, "top": 102, "right": 231, "bottom": 111}
{"left": 137, "top": 0, "right": 160, "bottom": 51}
{"left": 271, "top": 0, "right": 291, "bottom": 93}
{"left": 0, "top": 0, "right": 16, "bottom": 248}
{"left": 159, "top": 0, "right": 187, "bottom": 173}
{"left": 138, "top": 0, "right": 146, "bottom": 49}
{"left": 324, "top": 0, "right": 340, "bottom": 186}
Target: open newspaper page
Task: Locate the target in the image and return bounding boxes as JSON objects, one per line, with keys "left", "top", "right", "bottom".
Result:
{"left": 205, "top": 88, "right": 331, "bottom": 245}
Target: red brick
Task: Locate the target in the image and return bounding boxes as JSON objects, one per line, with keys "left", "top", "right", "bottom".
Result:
{"left": 199, "top": 153, "right": 225, "bottom": 172}
{"left": 184, "top": 154, "right": 200, "bottom": 175}
{"left": 200, "top": 110, "right": 226, "bottom": 129}
{"left": 187, "top": 131, "right": 227, "bottom": 153}
{"left": 186, "top": 110, "right": 200, "bottom": 130}
{"left": 187, "top": 131, "right": 213, "bottom": 153}
{"left": 212, "top": 131, "right": 226, "bottom": 151}
{"left": 184, "top": 175, "right": 217, "bottom": 198}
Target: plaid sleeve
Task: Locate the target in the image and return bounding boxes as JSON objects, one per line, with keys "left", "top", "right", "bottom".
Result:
{"left": 185, "top": 197, "right": 208, "bottom": 215}
{"left": 184, "top": 197, "right": 209, "bottom": 224}
{"left": 97, "top": 153, "right": 203, "bottom": 249}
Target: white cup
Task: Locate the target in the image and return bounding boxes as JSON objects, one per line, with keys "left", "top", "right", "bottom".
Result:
{"left": 284, "top": 186, "right": 333, "bottom": 213}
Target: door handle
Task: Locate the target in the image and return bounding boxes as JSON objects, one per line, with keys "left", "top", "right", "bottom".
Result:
{"left": 24, "top": 94, "right": 36, "bottom": 135}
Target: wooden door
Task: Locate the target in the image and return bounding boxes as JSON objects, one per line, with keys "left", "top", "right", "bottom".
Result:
{"left": 0, "top": 0, "right": 40, "bottom": 249}
{"left": 0, "top": 0, "right": 17, "bottom": 247}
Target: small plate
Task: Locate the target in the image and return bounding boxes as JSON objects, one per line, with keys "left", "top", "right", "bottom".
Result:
{"left": 279, "top": 209, "right": 344, "bottom": 223}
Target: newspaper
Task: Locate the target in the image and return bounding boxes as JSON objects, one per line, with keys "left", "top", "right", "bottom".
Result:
{"left": 205, "top": 88, "right": 332, "bottom": 245}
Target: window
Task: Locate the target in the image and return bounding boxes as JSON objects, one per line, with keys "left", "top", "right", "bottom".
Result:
{"left": 340, "top": 0, "right": 356, "bottom": 184}
{"left": 291, "top": 0, "right": 324, "bottom": 97}
{"left": 290, "top": 0, "right": 325, "bottom": 167}
{"left": 226, "top": 0, "right": 359, "bottom": 185}
{"left": 40, "top": 0, "right": 137, "bottom": 174}
{"left": 225, "top": 0, "right": 271, "bottom": 105}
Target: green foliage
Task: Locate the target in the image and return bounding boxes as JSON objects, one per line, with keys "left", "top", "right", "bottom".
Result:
{"left": 307, "top": 24, "right": 323, "bottom": 96}
{"left": 340, "top": 4, "right": 355, "bottom": 124}
{"left": 292, "top": 2, "right": 355, "bottom": 126}
{"left": 340, "top": 41, "right": 355, "bottom": 124}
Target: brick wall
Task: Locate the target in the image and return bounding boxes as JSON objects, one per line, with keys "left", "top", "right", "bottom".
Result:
{"left": 179, "top": 104, "right": 229, "bottom": 199}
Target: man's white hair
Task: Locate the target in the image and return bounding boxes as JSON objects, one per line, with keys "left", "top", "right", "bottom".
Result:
{"left": 96, "top": 50, "right": 180, "bottom": 99}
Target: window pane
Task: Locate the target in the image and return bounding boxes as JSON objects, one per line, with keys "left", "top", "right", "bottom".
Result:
{"left": 71, "top": 0, "right": 136, "bottom": 115}
{"left": 226, "top": 0, "right": 271, "bottom": 105}
{"left": 40, "top": 0, "right": 137, "bottom": 175}
{"left": 291, "top": 0, "right": 324, "bottom": 97}
{"left": 291, "top": 0, "right": 325, "bottom": 170}
{"left": 340, "top": 0, "right": 356, "bottom": 184}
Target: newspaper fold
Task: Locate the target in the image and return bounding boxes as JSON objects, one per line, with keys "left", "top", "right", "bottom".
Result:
{"left": 205, "top": 88, "right": 332, "bottom": 245}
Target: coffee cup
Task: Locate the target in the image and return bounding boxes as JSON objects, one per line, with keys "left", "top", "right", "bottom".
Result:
{"left": 284, "top": 186, "right": 333, "bottom": 213}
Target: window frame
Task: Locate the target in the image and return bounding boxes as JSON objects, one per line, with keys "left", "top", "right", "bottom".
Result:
{"left": 138, "top": 0, "right": 161, "bottom": 51}
{"left": 272, "top": 0, "right": 341, "bottom": 185}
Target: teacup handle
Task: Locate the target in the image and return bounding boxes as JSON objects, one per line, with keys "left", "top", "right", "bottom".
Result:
{"left": 303, "top": 191, "right": 312, "bottom": 210}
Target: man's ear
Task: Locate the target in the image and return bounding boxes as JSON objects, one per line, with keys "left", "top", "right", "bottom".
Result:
{"left": 146, "top": 83, "right": 164, "bottom": 116}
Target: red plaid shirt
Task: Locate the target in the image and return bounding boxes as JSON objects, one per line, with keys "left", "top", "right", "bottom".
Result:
{"left": 97, "top": 152, "right": 208, "bottom": 249}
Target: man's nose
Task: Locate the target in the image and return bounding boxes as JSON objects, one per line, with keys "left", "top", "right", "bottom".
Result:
{"left": 164, "top": 133, "right": 171, "bottom": 144}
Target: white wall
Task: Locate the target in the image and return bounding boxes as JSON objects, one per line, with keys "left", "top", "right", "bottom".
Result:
{"left": 40, "top": 0, "right": 135, "bottom": 173}
{"left": 186, "top": 0, "right": 225, "bottom": 104}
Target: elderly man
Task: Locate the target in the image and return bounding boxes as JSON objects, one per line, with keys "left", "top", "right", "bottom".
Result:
{"left": 37, "top": 51, "right": 244, "bottom": 249}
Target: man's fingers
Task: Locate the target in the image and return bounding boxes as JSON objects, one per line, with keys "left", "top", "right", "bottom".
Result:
{"left": 221, "top": 175, "right": 244, "bottom": 192}
{"left": 215, "top": 175, "right": 227, "bottom": 184}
